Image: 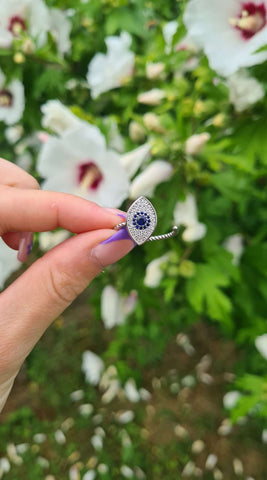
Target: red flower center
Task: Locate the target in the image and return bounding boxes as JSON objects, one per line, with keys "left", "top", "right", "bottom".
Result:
{"left": 0, "top": 90, "right": 13, "bottom": 108}
{"left": 8, "top": 16, "right": 27, "bottom": 36}
{"left": 230, "top": 2, "right": 267, "bottom": 39}
{"left": 78, "top": 161, "right": 103, "bottom": 191}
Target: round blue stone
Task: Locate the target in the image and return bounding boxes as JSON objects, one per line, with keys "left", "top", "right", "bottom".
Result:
{"left": 137, "top": 217, "right": 146, "bottom": 226}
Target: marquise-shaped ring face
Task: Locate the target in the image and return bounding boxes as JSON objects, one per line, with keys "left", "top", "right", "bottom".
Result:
{"left": 126, "top": 196, "right": 157, "bottom": 245}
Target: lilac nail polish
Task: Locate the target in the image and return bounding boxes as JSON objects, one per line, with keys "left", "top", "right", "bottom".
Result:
{"left": 17, "top": 232, "right": 33, "bottom": 262}
{"left": 100, "top": 227, "right": 135, "bottom": 245}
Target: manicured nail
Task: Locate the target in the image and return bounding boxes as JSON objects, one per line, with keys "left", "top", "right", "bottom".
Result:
{"left": 90, "top": 230, "right": 135, "bottom": 268}
{"left": 17, "top": 232, "right": 33, "bottom": 262}
{"left": 100, "top": 227, "right": 133, "bottom": 245}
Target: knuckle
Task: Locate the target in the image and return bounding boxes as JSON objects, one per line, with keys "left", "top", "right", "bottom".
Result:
{"left": 47, "top": 264, "right": 81, "bottom": 306}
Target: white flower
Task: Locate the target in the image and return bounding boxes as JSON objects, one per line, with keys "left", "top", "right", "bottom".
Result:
{"left": 83, "top": 471, "right": 96, "bottom": 480}
{"left": 87, "top": 31, "right": 135, "bottom": 99}
{"left": 0, "top": 458, "right": 10, "bottom": 474}
{"left": 184, "top": 0, "right": 267, "bottom": 76}
{"left": 0, "top": 238, "right": 21, "bottom": 290}
{"left": 120, "top": 466, "right": 134, "bottom": 478}
{"left": 129, "top": 160, "right": 173, "bottom": 199}
{"left": 233, "top": 458, "right": 244, "bottom": 476}
{"left": 0, "top": 0, "right": 50, "bottom": 49}
{"left": 262, "top": 429, "right": 267, "bottom": 443}
{"left": 41, "top": 100, "right": 82, "bottom": 135}
{"left": 120, "top": 143, "right": 151, "bottom": 179}
{"left": 91, "top": 434, "right": 103, "bottom": 451}
{"left": 101, "top": 286, "right": 137, "bottom": 330}
{"left": 137, "top": 88, "right": 166, "bottom": 105}
{"left": 78, "top": 403, "right": 94, "bottom": 417}
{"left": 106, "top": 120, "right": 125, "bottom": 153}
{"left": 70, "top": 389, "right": 84, "bottom": 402}
{"left": 223, "top": 390, "right": 242, "bottom": 409}
{"left": 82, "top": 351, "right": 104, "bottom": 386}
{"left": 255, "top": 334, "right": 267, "bottom": 360}
{"left": 48, "top": 8, "right": 71, "bottom": 56}
{"left": 146, "top": 62, "right": 165, "bottom": 79}
{"left": 54, "top": 429, "right": 66, "bottom": 445}
{"left": 38, "top": 230, "right": 70, "bottom": 252}
{"left": 227, "top": 70, "right": 265, "bottom": 112}
{"left": 5, "top": 124, "right": 23, "bottom": 144}
{"left": 124, "top": 379, "right": 140, "bottom": 403}
{"left": 0, "top": 69, "right": 25, "bottom": 125}
{"left": 33, "top": 433, "right": 46, "bottom": 443}
{"left": 185, "top": 132, "right": 210, "bottom": 156}
{"left": 192, "top": 439, "right": 205, "bottom": 454}
{"left": 144, "top": 252, "right": 171, "bottom": 288}
{"left": 223, "top": 233, "right": 244, "bottom": 265}
{"left": 162, "top": 20, "right": 179, "bottom": 54}
{"left": 37, "top": 123, "right": 130, "bottom": 208}
{"left": 173, "top": 194, "right": 207, "bottom": 242}
{"left": 116, "top": 410, "right": 135, "bottom": 424}
{"left": 100, "top": 365, "right": 121, "bottom": 404}
{"left": 205, "top": 454, "right": 218, "bottom": 470}
{"left": 97, "top": 464, "right": 108, "bottom": 475}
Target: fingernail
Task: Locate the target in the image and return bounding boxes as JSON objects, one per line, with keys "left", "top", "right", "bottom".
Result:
{"left": 17, "top": 232, "right": 33, "bottom": 262}
{"left": 91, "top": 230, "right": 135, "bottom": 268}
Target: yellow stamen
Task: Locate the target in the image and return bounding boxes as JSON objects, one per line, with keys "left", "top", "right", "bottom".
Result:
{"left": 0, "top": 95, "right": 11, "bottom": 107}
{"left": 80, "top": 166, "right": 100, "bottom": 191}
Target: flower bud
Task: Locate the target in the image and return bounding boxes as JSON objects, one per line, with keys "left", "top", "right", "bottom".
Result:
{"left": 13, "top": 53, "right": 25, "bottom": 64}
{"left": 129, "top": 121, "right": 146, "bottom": 142}
{"left": 146, "top": 62, "right": 165, "bottom": 79}
{"left": 143, "top": 113, "right": 165, "bottom": 133}
{"left": 185, "top": 132, "right": 210, "bottom": 156}
{"left": 137, "top": 88, "right": 166, "bottom": 105}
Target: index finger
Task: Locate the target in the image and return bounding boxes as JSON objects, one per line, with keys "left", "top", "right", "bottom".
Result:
{"left": 0, "top": 186, "right": 121, "bottom": 235}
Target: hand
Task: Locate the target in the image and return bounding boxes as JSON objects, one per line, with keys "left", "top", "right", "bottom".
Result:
{"left": 0, "top": 158, "right": 134, "bottom": 412}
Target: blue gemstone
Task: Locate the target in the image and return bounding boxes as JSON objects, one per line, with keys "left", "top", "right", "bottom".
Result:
{"left": 137, "top": 217, "right": 146, "bottom": 226}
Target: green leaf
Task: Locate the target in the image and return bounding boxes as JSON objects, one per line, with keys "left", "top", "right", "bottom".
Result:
{"left": 185, "top": 264, "right": 232, "bottom": 329}
{"left": 105, "top": 7, "right": 146, "bottom": 37}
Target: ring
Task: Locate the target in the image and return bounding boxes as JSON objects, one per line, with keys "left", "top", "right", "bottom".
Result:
{"left": 114, "top": 196, "right": 178, "bottom": 245}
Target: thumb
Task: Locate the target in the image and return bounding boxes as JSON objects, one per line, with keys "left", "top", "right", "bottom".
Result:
{"left": 0, "top": 228, "right": 134, "bottom": 377}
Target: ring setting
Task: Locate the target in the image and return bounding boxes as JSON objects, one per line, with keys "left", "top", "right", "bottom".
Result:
{"left": 114, "top": 196, "right": 178, "bottom": 245}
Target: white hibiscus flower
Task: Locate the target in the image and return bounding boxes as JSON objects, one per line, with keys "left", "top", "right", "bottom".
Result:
{"left": 48, "top": 8, "right": 71, "bottom": 56}
{"left": 144, "top": 252, "right": 171, "bottom": 288}
{"left": 129, "top": 160, "right": 173, "bottom": 199}
{"left": 87, "top": 31, "right": 135, "bottom": 99}
{"left": 255, "top": 334, "right": 267, "bottom": 360}
{"left": 0, "top": 0, "right": 50, "bottom": 48}
{"left": 101, "top": 286, "right": 137, "bottom": 329}
{"left": 173, "top": 194, "right": 206, "bottom": 242}
{"left": 223, "top": 233, "right": 244, "bottom": 265}
{"left": 162, "top": 20, "right": 179, "bottom": 54}
{"left": 0, "top": 238, "right": 21, "bottom": 290}
{"left": 184, "top": 0, "right": 267, "bottom": 76}
{"left": 227, "top": 70, "right": 265, "bottom": 112}
{"left": 0, "top": 69, "right": 25, "bottom": 125}
{"left": 41, "top": 100, "right": 82, "bottom": 135}
{"left": 36, "top": 123, "right": 130, "bottom": 208}
{"left": 82, "top": 351, "right": 104, "bottom": 386}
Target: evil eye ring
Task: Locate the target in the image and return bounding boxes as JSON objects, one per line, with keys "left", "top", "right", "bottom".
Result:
{"left": 114, "top": 196, "right": 178, "bottom": 245}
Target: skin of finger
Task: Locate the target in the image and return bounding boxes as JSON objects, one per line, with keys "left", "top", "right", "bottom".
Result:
{"left": 0, "top": 228, "right": 133, "bottom": 379}
{"left": 0, "top": 186, "right": 124, "bottom": 236}
{"left": 0, "top": 157, "right": 40, "bottom": 190}
{"left": 1, "top": 232, "right": 23, "bottom": 250}
{"left": 0, "top": 158, "right": 40, "bottom": 249}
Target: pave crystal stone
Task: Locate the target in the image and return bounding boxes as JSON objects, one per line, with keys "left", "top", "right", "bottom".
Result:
{"left": 126, "top": 196, "right": 157, "bottom": 245}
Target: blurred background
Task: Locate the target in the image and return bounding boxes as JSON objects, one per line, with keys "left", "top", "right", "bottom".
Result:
{"left": 0, "top": 0, "right": 266, "bottom": 479}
